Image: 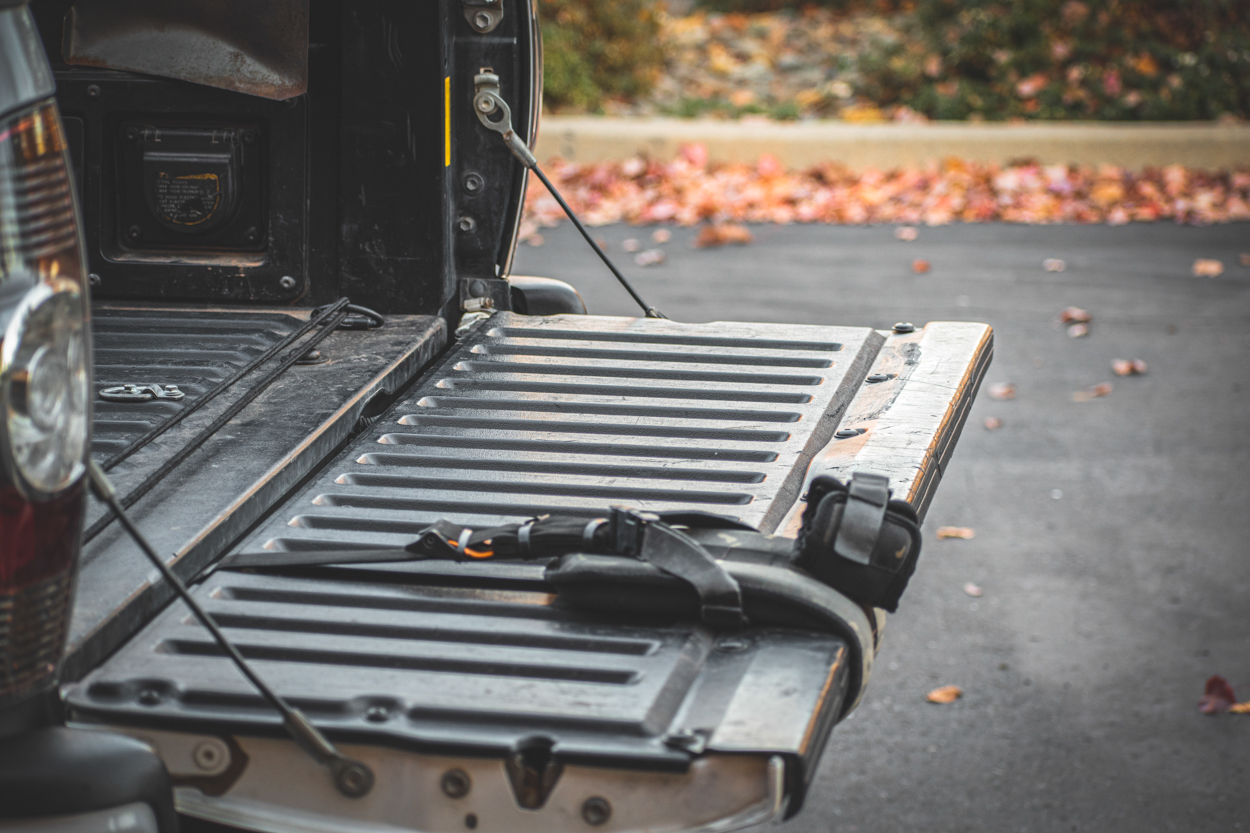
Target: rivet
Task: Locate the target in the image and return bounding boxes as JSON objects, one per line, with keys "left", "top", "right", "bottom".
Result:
{"left": 893, "top": 322, "right": 915, "bottom": 334}
{"left": 192, "top": 741, "right": 226, "bottom": 771}
{"left": 245, "top": 227, "right": 260, "bottom": 243}
{"left": 88, "top": 273, "right": 101, "bottom": 289}
{"left": 127, "top": 225, "right": 142, "bottom": 241}
{"left": 279, "top": 275, "right": 297, "bottom": 290}
{"left": 582, "top": 797, "right": 611, "bottom": 826}
{"left": 365, "top": 705, "right": 390, "bottom": 723}
{"left": 441, "top": 769, "right": 471, "bottom": 798}
{"left": 86, "top": 84, "right": 101, "bottom": 98}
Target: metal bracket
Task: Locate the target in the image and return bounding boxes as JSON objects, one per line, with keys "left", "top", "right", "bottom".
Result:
{"left": 462, "top": 0, "right": 503, "bottom": 34}
{"left": 473, "top": 69, "right": 536, "bottom": 168}
{"left": 100, "top": 384, "right": 186, "bottom": 403}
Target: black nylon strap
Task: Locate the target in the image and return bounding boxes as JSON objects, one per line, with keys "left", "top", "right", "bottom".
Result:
{"left": 833, "top": 472, "right": 891, "bottom": 565}
{"left": 637, "top": 520, "right": 746, "bottom": 629}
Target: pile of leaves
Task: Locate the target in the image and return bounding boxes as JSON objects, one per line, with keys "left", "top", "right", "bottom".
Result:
{"left": 643, "top": 7, "right": 903, "bottom": 119}
{"left": 519, "top": 147, "right": 1250, "bottom": 238}
{"left": 859, "top": 0, "right": 1250, "bottom": 121}
{"left": 542, "top": 0, "right": 1250, "bottom": 120}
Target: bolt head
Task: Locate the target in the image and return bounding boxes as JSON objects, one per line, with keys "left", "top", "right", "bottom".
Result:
{"left": 458, "top": 216, "right": 476, "bottom": 232}
{"left": 463, "top": 173, "right": 484, "bottom": 193}
{"left": 866, "top": 373, "right": 890, "bottom": 383}
{"left": 893, "top": 322, "right": 915, "bottom": 334}
{"left": 441, "top": 769, "right": 472, "bottom": 798}
{"left": 86, "top": 84, "right": 101, "bottom": 98}
{"left": 835, "top": 428, "right": 863, "bottom": 439}
{"left": 365, "top": 705, "right": 390, "bottom": 723}
{"left": 473, "top": 10, "right": 492, "bottom": 29}
{"left": 582, "top": 797, "right": 611, "bottom": 826}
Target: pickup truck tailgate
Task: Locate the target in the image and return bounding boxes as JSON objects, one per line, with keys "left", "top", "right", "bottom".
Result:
{"left": 65, "top": 313, "right": 992, "bottom": 833}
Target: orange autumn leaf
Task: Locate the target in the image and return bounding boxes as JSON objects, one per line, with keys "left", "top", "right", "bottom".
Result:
{"left": 1112, "top": 359, "right": 1147, "bottom": 376}
{"left": 1230, "top": 702, "right": 1250, "bottom": 714}
{"left": 926, "top": 685, "right": 963, "bottom": 704}
{"left": 1072, "top": 382, "right": 1114, "bottom": 402}
{"left": 987, "top": 382, "right": 1016, "bottom": 400}
{"left": 695, "top": 223, "right": 754, "bottom": 248}
{"left": 912, "top": 258, "right": 931, "bottom": 274}
{"left": 936, "top": 527, "right": 975, "bottom": 539}
{"left": 1193, "top": 259, "right": 1224, "bottom": 277}
{"left": 1059, "top": 306, "right": 1092, "bottom": 323}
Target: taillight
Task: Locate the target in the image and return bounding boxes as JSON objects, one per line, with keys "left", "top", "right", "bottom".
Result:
{"left": 0, "top": 100, "right": 91, "bottom": 707}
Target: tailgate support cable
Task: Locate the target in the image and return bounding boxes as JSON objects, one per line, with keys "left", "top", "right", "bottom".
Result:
{"left": 87, "top": 460, "right": 376, "bottom": 800}
{"left": 472, "top": 71, "right": 667, "bottom": 321}
{"left": 84, "top": 299, "right": 355, "bottom": 543}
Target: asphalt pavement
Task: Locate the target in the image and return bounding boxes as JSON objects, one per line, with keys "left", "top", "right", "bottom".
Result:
{"left": 513, "top": 220, "right": 1250, "bottom": 832}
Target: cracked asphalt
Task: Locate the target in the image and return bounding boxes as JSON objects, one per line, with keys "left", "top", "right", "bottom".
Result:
{"left": 514, "top": 220, "right": 1250, "bottom": 832}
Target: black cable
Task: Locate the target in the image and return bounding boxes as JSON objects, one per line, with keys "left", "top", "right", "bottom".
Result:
{"left": 86, "top": 460, "right": 374, "bottom": 799}
{"left": 85, "top": 304, "right": 351, "bottom": 543}
{"left": 102, "top": 299, "right": 352, "bottom": 471}
{"left": 528, "top": 164, "right": 667, "bottom": 320}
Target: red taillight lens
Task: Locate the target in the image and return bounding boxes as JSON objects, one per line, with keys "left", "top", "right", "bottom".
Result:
{"left": 0, "top": 100, "right": 91, "bottom": 706}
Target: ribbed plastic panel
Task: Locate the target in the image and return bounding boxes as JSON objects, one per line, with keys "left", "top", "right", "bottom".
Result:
{"left": 237, "top": 314, "right": 882, "bottom": 553}
{"left": 91, "top": 307, "right": 301, "bottom": 464}
{"left": 0, "top": 572, "right": 72, "bottom": 701}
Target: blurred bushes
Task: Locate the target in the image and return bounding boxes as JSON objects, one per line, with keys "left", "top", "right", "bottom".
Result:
{"left": 539, "top": 0, "right": 667, "bottom": 111}
{"left": 856, "top": 0, "right": 1250, "bottom": 120}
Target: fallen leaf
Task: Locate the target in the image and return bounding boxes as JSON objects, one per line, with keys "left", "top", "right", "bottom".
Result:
{"left": 1043, "top": 258, "right": 1066, "bottom": 272}
{"left": 987, "top": 382, "right": 1016, "bottom": 400}
{"left": 894, "top": 226, "right": 919, "bottom": 241}
{"left": 1067, "top": 322, "right": 1089, "bottom": 338}
{"left": 526, "top": 234, "right": 545, "bottom": 247}
{"left": 936, "top": 527, "right": 976, "bottom": 540}
{"left": 1199, "top": 674, "right": 1237, "bottom": 714}
{"left": 1240, "top": 253, "right": 1250, "bottom": 267}
{"left": 963, "top": 582, "right": 983, "bottom": 597}
{"left": 1072, "top": 382, "right": 1114, "bottom": 401}
{"left": 1060, "top": 306, "right": 1092, "bottom": 323}
{"left": 1112, "top": 358, "right": 1148, "bottom": 376}
{"left": 634, "top": 248, "right": 666, "bottom": 267}
{"left": 983, "top": 416, "right": 1002, "bottom": 430}
{"left": 1193, "top": 258, "right": 1224, "bottom": 277}
{"left": 912, "top": 258, "right": 931, "bottom": 274}
{"left": 695, "top": 223, "right": 754, "bottom": 248}
{"left": 1230, "top": 702, "right": 1250, "bottom": 714}
{"left": 622, "top": 238, "right": 641, "bottom": 252}
{"left": 926, "top": 685, "right": 963, "bottom": 704}
{"left": 595, "top": 238, "right": 609, "bottom": 251}
{"left": 651, "top": 228, "right": 672, "bottom": 244}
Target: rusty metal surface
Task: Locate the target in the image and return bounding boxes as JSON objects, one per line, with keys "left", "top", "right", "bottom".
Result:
{"left": 62, "top": 0, "right": 308, "bottom": 100}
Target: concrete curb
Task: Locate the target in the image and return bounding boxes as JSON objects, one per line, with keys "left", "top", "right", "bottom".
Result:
{"left": 534, "top": 117, "right": 1250, "bottom": 170}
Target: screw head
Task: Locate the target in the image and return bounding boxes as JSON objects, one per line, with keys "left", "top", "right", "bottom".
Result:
{"left": 137, "top": 689, "right": 162, "bottom": 706}
{"left": 333, "top": 760, "right": 375, "bottom": 798}
{"left": 834, "top": 427, "right": 863, "bottom": 439}
{"left": 893, "top": 322, "right": 915, "bottom": 334}
{"left": 365, "top": 705, "right": 390, "bottom": 723}
{"left": 86, "top": 84, "right": 101, "bottom": 98}
{"left": 245, "top": 227, "right": 260, "bottom": 243}
{"left": 441, "top": 769, "right": 472, "bottom": 798}
{"left": 88, "top": 273, "right": 101, "bottom": 289}
{"left": 866, "top": 373, "right": 891, "bottom": 383}
{"left": 473, "top": 10, "right": 492, "bottom": 29}
{"left": 582, "top": 797, "right": 611, "bottom": 826}
{"left": 458, "top": 216, "right": 476, "bottom": 232}
{"left": 127, "top": 225, "right": 142, "bottom": 241}
{"left": 279, "top": 275, "right": 298, "bottom": 290}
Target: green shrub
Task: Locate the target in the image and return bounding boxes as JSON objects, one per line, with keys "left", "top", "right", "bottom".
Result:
{"left": 856, "top": 0, "right": 1250, "bottom": 120}
{"left": 539, "top": 0, "right": 667, "bottom": 112}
